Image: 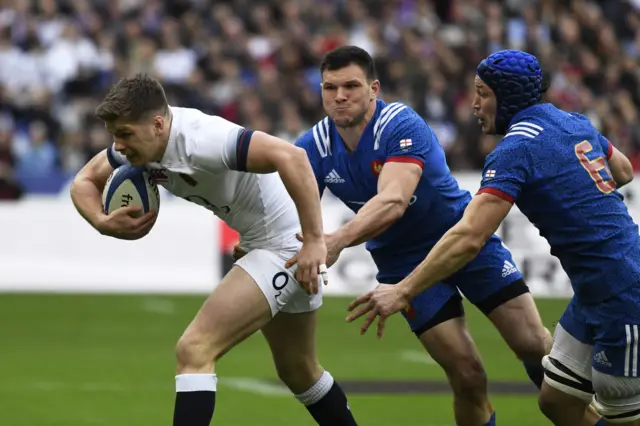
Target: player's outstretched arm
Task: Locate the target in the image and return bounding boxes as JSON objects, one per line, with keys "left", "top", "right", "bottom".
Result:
{"left": 346, "top": 193, "right": 514, "bottom": 336}
{"left": 608, "top": 145, "right": 634, "bottom": 188}
{"left": 244, "top": 131, "right": 327, "bottom": 293}
{"left": 332, "top": 161, "right": 421, "bottom": 249}
{"left": 398, "top": 193, "right": 512, "bottom": 299}
{"left": 71, "top": 151, "right": 156, "bottom": 239}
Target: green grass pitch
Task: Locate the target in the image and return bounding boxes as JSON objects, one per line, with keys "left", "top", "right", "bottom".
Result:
{"left": 0, "top": 294, "right": 567, "bottom": 425}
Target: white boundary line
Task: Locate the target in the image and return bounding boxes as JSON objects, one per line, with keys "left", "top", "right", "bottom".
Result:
{"left": 400, "top": 349, "right": 438, "bottom": 365}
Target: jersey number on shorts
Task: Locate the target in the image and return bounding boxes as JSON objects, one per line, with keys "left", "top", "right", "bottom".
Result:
{"left": 272, "top": 272, "right": 289, "bottom": 300}
{"left": 574, "top": 141, "right": 616, "bottom": 194}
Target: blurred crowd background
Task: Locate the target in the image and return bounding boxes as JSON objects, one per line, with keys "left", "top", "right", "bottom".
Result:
{"left": 1, "top": 0, "right": 639, "bottom": 198}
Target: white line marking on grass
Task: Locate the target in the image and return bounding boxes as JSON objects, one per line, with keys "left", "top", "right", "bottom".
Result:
{"left": 400, "top": 349, "right": 437, "bottom": 365}
{"left": 0, "top": 381, "right": 169, "bottom": 393}
{"left": 2, "top": 378, "right": 291, "bottom": 397}
{"left": 141, "top": 298, "right": 176, "bottom": 315}
{"left": 222, "top": 377, "right": 290, "bottom": 397}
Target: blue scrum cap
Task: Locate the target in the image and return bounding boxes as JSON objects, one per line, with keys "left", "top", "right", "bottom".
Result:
{"left": 476, "top": 50, "right": 542, "bottom": 135}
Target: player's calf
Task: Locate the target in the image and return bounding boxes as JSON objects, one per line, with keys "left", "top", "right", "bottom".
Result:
{"left": 262, "top": 311, "right": 358, "bottom": 426}
{"left": 270, "top": 349, "right": 324, "bottom": 395}
{"left": 418, "top": 314, "right": 494, "bottom": 426}
{"left": 173, "top": 266, "right": 274, "bottom": 426}
{"left": 485, "top": 289, "right": 551, "bottom": 389}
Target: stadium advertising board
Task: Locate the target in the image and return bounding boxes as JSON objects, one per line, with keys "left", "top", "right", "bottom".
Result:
{"left": 1, "top": 173, "right": 639, "bottom": 296}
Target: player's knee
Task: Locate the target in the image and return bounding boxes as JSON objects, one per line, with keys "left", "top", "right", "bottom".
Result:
{"left": 446, "top": 355, "right": 488, "bottom": 398}
{"left": 592, "top": 370, "right": 640, "bottom": 424}
{"left": 273, "top": 355, "right": 322, "bottom": 393}
{"left": 537, "top": 388, "right": 562, "bottom": 420}
{"left": 513, "top": 326, "right": 551, "bottom": 364}
{"left": 175, "top": 330, "right": 221, "bottom": 372}
{"left": 537, "top": 380, "right": 587, "bottom": 421}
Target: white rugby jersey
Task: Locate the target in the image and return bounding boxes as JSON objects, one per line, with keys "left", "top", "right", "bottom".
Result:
{"left": 106, "top": 106, "right": 301, "bottom": 251}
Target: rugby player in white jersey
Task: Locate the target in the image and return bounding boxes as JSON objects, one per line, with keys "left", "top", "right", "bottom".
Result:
{"left": 70, "top": 74, "right": 358, "bottom": 426}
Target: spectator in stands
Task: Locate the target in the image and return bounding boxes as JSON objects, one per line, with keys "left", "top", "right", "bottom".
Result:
{"left": 0, "top": 0, "right": 639, "bottom": 194}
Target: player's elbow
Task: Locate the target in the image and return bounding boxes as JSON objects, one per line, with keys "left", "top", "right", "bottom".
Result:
{"left": 614, "top": 164, "right": 634, "bottom": 187}
{"left": 70, "top": 170, "right": 92, "bottom": 199}
{"left": 273, "top": 145, "right": 309, "bottom": 170}
{"left": 289, "top": 146, "right": 309, "bottom": 164}
{"left": 70, "top": 175, "right": 82, "bottom": 197}
{"left": 610, "top": 149, "right": 635, "bottom": 187}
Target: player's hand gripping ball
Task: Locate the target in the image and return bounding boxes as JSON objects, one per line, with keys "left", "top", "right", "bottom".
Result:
{"left": 100, "top": 165, "right": 160, "bottom": 240}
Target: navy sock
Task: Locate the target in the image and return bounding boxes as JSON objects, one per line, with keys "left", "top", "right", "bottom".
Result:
{"left": 296, "top": 371, "right": 357, "bottom": 426}
{"left": 173, "top": 374, "right": 217, "bottom": 426}
{"left": 484, "top": 411, "right": 496, "bottom": 425}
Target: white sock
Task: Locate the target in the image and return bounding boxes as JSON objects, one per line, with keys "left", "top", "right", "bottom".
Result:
{"left": 175, "top": 373, "right": 218, "bottom": 392}
{"left": 294, "top": 370, "right": 334, "bottom": 406}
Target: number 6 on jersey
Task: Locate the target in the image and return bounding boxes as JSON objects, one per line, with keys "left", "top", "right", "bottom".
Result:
{"left": 575, "top": 140, "right": 616, "bottom": 194}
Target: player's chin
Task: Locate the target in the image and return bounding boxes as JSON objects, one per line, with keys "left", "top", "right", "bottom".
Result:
{"left": 127, "top": 156, "right": 144, "bottom": 166}
{"left": 333, "top": 117, "right": 355, "bottom": 128}
{"left": 480, "top": 123, "right": 496, "bottom": 135}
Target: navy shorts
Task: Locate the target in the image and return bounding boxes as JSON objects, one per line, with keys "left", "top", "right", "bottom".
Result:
{"left": 379, "top": 235, "right": 527, "bottom": 335}
{"left": 559, "top": 285, "right": 640, "bottom": 377}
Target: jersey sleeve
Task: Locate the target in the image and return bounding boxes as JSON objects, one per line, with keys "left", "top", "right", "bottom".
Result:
{"left": 380, "top": 111, "right": 431, "bottom": 169}
{"left": 476, "top": 139, "right": 531, "bottom": 204}
{"left": 597, "top": 133, "right": 614, "bottom": 160}
{"left": 190, "top": 115, "right": 255, "bottom": 172}
{"left": 105, "top": 144, "right": 130, "bottom": 168}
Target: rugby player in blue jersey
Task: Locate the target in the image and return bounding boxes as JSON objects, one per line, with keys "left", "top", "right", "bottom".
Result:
{"left": 349, "top": 49, "right": 638, "bottom": 426}
{"left": 290, "top": 45, "right": 557, "bottom": 426}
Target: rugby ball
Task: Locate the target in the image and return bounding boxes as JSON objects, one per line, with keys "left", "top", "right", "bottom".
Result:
{"left": 102, "top": 165, "right": 160, "bottom": 216}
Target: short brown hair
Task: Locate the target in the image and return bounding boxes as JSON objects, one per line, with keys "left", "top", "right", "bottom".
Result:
{"left": 321, "top": 45, "right": 377, "bottom": 81}
{"left": 95, "top": 74, "right": 169, "bottom": 122}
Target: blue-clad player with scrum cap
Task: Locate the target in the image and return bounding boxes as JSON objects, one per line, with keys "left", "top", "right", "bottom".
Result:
{"left": 348, "top": 49, "right": 640, "bottom": 426}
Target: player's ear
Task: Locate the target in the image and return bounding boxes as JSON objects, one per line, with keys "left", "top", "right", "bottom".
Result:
{"left": 370, "top": 79, "right": 380, "bottom": 99}
{"left": 153, "top": 115, "right": 165, "bottom": 136}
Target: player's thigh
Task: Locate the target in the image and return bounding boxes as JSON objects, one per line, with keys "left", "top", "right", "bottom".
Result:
{"left": 542, "top": 297, "right": 596, "bottom": 402}
{"left": 587, "top": 286, "right": 640, "bottom": 424}
{"left": 487, "top": 290, "right": 551, "bottom": 362}
{"left": 180, "top": 249, "right": 309, "bottom": 361}
{"left": 261, "top": 310, "right": 322, "bottom": 392}
{"left": 261, "top": 310, "right": 318, "bottom": 365}
{"left": 382, "top": 278, "right": 484, "bottom": 383}
{"left": 236, "top": 248, "right": 319, "bottom": 317}
{"left": 452, "top": 235, "right": 529, "bottom": 316}
{"left": 401, "top": 286, "right": 485, "bottom": 387}
{"left": 178, "top": 265, "right": 273, "bottom": 366}
{"left": 379, "top": 277, "right": 486, "bottom": 387}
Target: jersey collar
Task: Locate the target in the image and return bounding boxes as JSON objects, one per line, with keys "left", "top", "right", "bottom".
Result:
{"left": 506, "top": 103, "right": 547, "bottom": 131}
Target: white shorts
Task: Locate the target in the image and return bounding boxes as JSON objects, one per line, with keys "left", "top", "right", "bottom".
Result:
{"left": 545, "top": 323, "right": 640, "bottom": 423}
{"left": 235, "top": 248, "right": 323, "bottom": 317}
